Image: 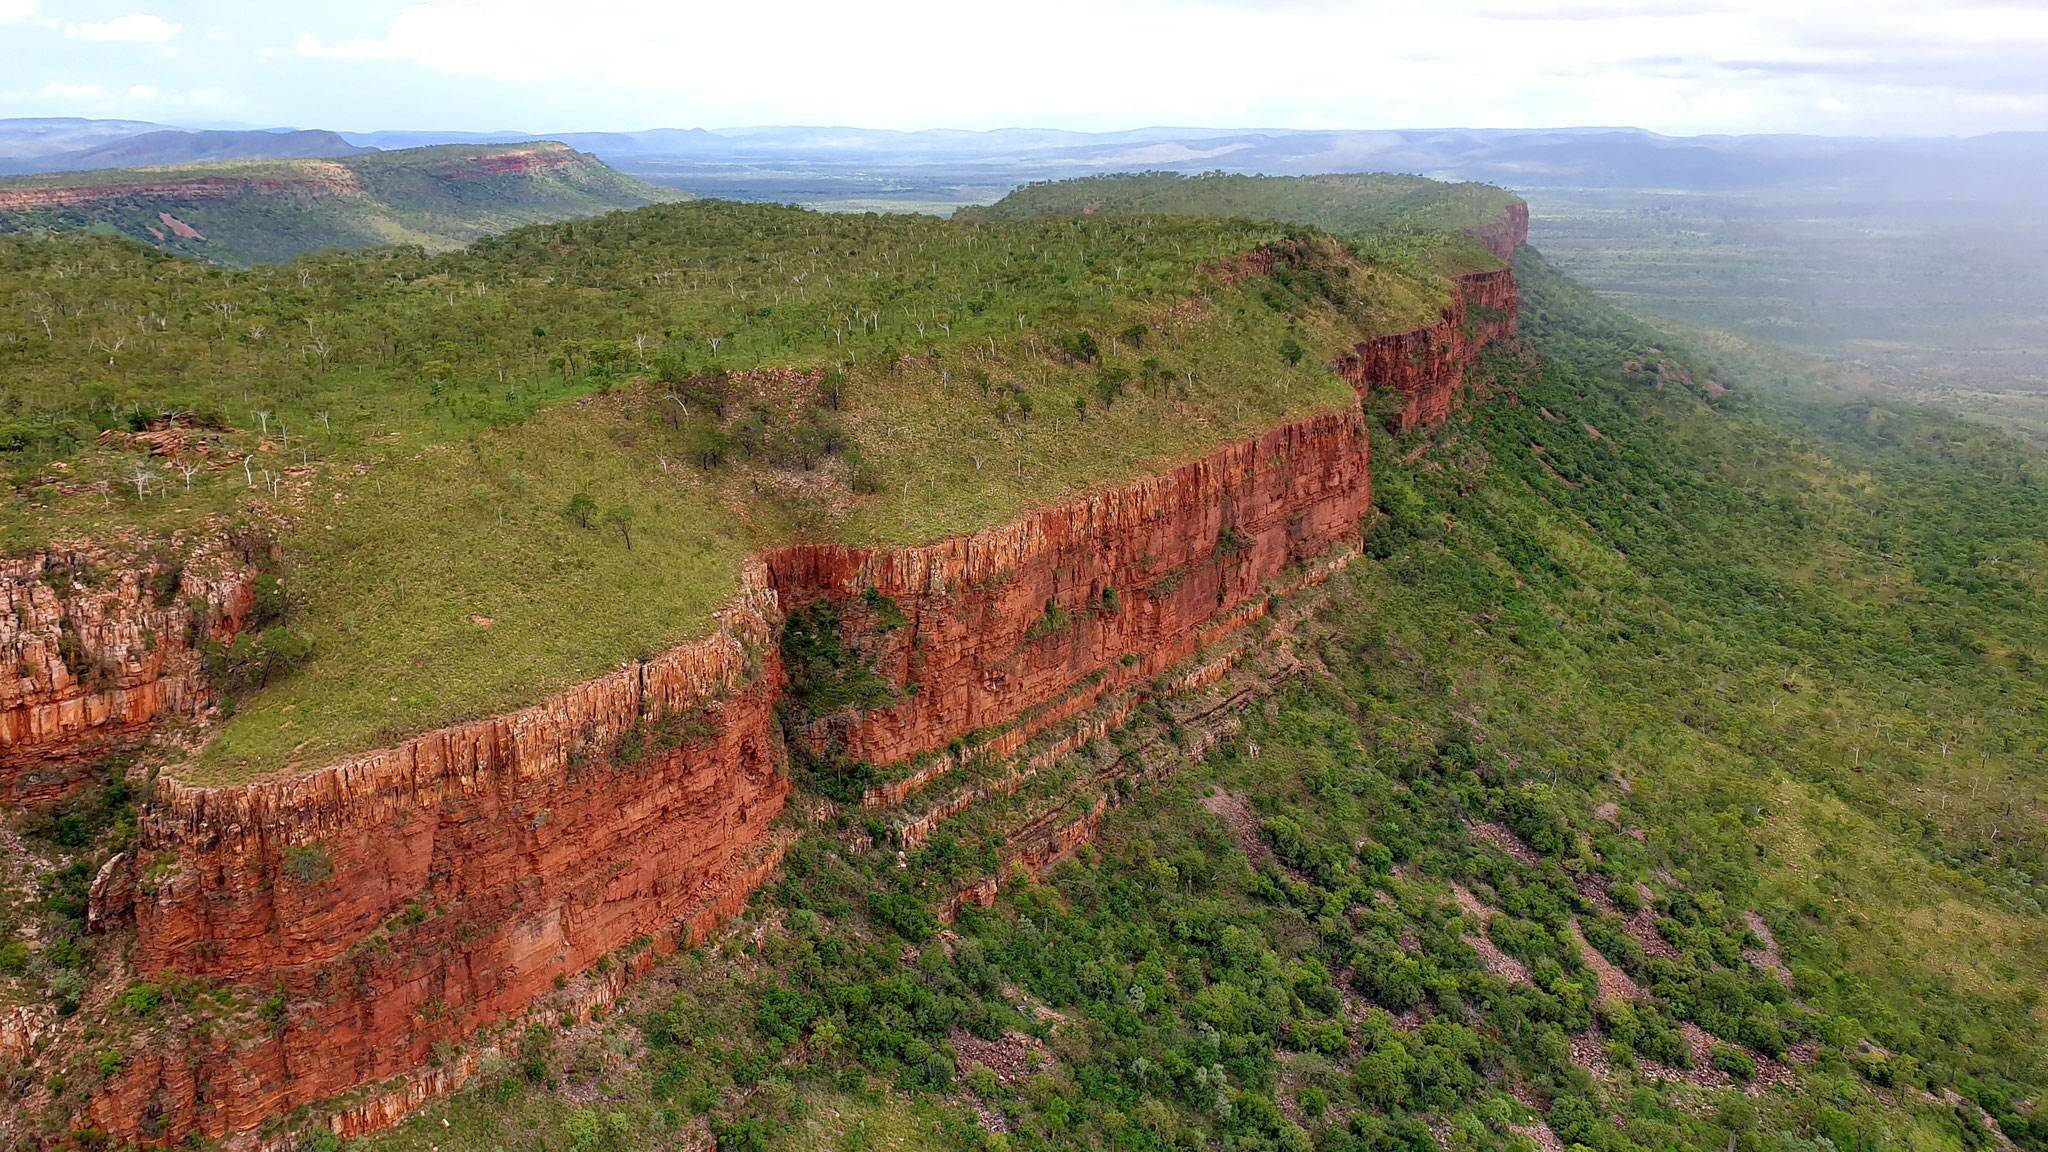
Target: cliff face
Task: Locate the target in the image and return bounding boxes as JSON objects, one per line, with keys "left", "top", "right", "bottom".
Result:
{"left": 0, "top": 544, "right": 253, "bottom": 798}
{"left": 1339, "top": 264, "right": 1522, "bottom": 433}
{"left": 441, "top": 149, "right": 584, "bottom": 177}
{"left": 769, "top": 410, "right": 1374, "bottom": 769}
{"left": 1469, "top": 201, "right": 1530, "bottom": 262}
{"left": 0, "top": 170, "right": 363, "bottom": 212}
{"left": 74, "top": 208, "right": 1524, "bottom": 1144}
{"left": 99, "top": 569, "right": 786, "bottom": 1143}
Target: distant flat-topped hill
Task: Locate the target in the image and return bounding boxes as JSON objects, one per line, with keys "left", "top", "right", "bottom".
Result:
{"left": 0, "top": 141, "right": 686, "bottom": 265}
{"left": 971, "top": 170, "right": 1524, "bottom": 258}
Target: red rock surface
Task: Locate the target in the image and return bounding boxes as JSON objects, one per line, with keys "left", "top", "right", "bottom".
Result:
{"left": 0, "top": 171, "right": 362, "bottom": 212}
{"left": 0, "top": 545, "right": 253, "bottom": 798}
{"left": 1468, "top": 200, "right": 1531, "bottom": 261}
{"left": 1338, "top": 265, "right": 1521, "bottom": 432}
{"left": 440, "top": 148, "right": 584, "bottom": 177}
{"left": 767, "top": 408, "right": 1375, "bottom": 768}
{"left": 98, "top": 568, "right": 787, "bottom": 1143}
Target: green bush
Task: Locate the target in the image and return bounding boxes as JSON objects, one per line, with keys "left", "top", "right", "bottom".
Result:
{"left": 119, "top": 982, "right": 162, "bottom": 1016}
{"left": 1711, "top": 1043, "right": 1756, "bottom": 1082}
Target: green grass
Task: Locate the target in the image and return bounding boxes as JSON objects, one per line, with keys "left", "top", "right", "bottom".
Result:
{"left": 0, "top": 141, "right": 684, "bottom": 265}
{"left": 1, "top": 197, "right": 1474, "bottom": 781}
{"left": 972, "top": 171, "right": 1518, "bottom": 253}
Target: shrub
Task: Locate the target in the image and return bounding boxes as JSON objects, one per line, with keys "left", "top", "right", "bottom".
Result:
{"left": 119, "top": 982, "right": 162, "bottom": 1016}
{"left": 283, "top": 842, "right": 333, "bottom": 885}
{"left": 1711, "top": 1043, "right": 1757, "bottom": 1082}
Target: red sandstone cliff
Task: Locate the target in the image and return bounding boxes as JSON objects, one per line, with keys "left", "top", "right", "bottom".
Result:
{"left": 0, "top": 542, "right": 253, "bottom": 798}
{"left": 98, "top": 568, "right": 786, "bottom": 1142}
{"left": 66, "top": 211, "right": 1523, "bottom": 1144}
{"left": 1339, "top": 265, "right": 1521, "bottom": 432}
{"left": 1468, "top": 200, "right": 1530, "bottom": 262}
{"left": 0, "top": 169, "right": 362, "bottom": 213}
{"left": 769, "top": 410, "right": 1373, "bottom": 768}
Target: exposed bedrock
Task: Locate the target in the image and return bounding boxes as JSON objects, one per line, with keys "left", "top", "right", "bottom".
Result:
{"left": 769, "top": 409, "right": 1374, "bottom": 768}
{"left": 70, "top": 208, "right": 1523, "bottom": 1143}
{"left": 0, "top": 541, "right": 254, "bottom": 798}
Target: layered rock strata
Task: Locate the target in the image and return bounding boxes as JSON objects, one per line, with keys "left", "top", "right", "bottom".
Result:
{"left": 1340, "top": 265, "right": 1521, "bottom": 432}
{"left": 70, "top": 206, "right": 1525, "bottom": 1144}
{"left": 98, "top": 568, "right": 786, "bottom": 1142}
{"left": 1, "top": 543, "right": 255, "bottom": 797}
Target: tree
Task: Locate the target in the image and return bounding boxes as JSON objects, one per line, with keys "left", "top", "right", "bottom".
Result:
{"left": 819, "top": 368, "right": 848, "bottom": 411}
{"left": 605, "top": 505, "right": 637, "bottom": 550}
{"left": 566, "top": 491, "right": 596, "bottom": 529}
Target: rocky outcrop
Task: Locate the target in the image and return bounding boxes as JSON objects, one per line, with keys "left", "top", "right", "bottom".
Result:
{"left": 440, "top": 148, "right": 585, "bottom": 178}
{"left": 96, "top": 566, "right": 786, "bottom": 1144}
{"left": 1339, "top": 265, "right": 1521, "bottom": 432}
{"left": 767, "top": 409, "right": 1375, "bottom": 769}
{"left": 73, "top": 224, "right": 1522, "bottom": 1145}
{"left": 0, "top": 168, "right": 363, "bottom": 212}
{"left": 1468, "top": 200, "right": 1530, "bottom": 262}
{"left": 0, "top": 543, "right": 254, "bottom": 799}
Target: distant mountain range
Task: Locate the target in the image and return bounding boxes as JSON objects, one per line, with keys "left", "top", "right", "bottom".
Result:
{"left": 5, "top": 118, "right": 2045, "bottom": 199}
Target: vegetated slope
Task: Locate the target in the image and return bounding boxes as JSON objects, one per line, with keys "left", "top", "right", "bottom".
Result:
{"left": 0, "top": 196, "right": 1466, "bottom": 780}
{"left": 0, "top": 141, "right": 685, "bottom": 265}
{"left": 974, "top": 170, "right": 1522, "bottom": 263}
{"left": 329, "top": 248, "right": 2048, "bottom": 1152}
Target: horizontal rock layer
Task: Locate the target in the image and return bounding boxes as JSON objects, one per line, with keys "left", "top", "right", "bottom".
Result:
{"left": 100, "top": 567, "right": 786, "bottom": 1142}
{"left": 0, "top": 170, "right": 364, "bottom": 211}
{"left": 0, "top": 543, "right": 254, "bottom": 798}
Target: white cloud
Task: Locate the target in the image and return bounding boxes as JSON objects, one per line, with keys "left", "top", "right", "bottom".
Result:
{"left": 274, "top": 0, "right": 2048, "bottom": 135}
{"left": 0, "top": 0, "right": 36, "bottom": 22}
{"left": 69, "top": 12, "right": 181, "bottom": 42}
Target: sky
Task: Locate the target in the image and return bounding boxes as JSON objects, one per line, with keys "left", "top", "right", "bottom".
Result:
{"left": 2, "top": 0, "right": 2046, "bottom": 137}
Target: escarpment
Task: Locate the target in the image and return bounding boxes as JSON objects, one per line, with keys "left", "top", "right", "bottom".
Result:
{"left": 1, "top": 541, "right": 255, "bottom": 797}
{"left": 1337, "top": 202, "right": 1527, "bottom": 432}
{"left": 0, "top": 170, "right": 364, "bottom": 212}
{"left": 767, "top": 410, "right": 1373, "bottom": 769}
{"left": 99, "top": 569, "right": 788, "bottom": 1141}
{"left": 62, "top": 207, "right": 1524, "bottom": 1145}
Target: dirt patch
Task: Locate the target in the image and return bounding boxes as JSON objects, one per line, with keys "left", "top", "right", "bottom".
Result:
{"left": 1569, "top": 1032, "right": 1614, "bottom": 1077}
{"left": 1595, "top": 801, "right": 1620, "bottom": 823}
{"left": 951, "top": 1029, "right": 1051, "bottom": 1086}
{"left": 1201, "top": 789, "right": 1266, "bottom": 859}
{"left": 1469, "top": 932, "right": 1532, "bottom": 986}
{"left": 1627, "top": 907, "right": 1681, "bottom": 961}
{"left": 1450, "top": 882, "right": 1494, "bottom": 921}
{"left": 1573, "top": 870, "right": 1618, "bottom": 914}
{"left": 1741, "top": 910, "right": 1794, "bottom": 988}
{"left": 1570, "top": 919, "right": 1644, "bottom": 1001}
{"left": 1469, "top": 821, "right": 1541, "bottom": 865}
{"left": 1514, "top": 1122, "right": 1569, "bottom": 1152}
{"left": 1450, "top": 884, "right": 1531, "bottom": 986}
